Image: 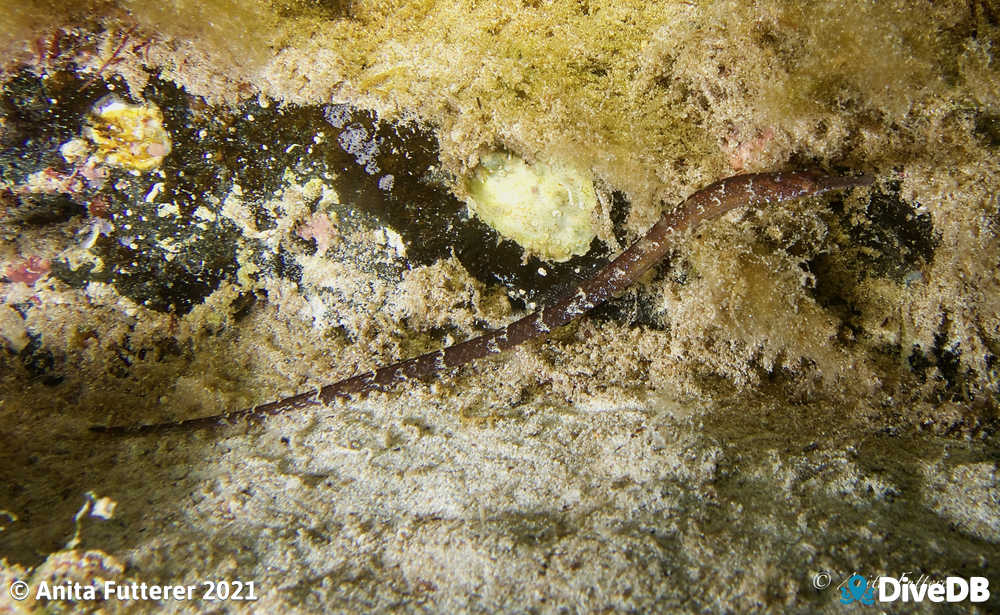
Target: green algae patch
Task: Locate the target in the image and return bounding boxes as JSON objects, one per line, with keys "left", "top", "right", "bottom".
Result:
{"left": 258, "top": 0, "right": 716, "bottom": 205}
{"left": 120, "top": 0, "right": 285, "bottom": 71}
{"left": 465, "top": 152, "right": 598, "bottom": 262}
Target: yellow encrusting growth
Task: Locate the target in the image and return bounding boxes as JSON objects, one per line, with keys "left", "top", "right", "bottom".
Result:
{"left": 84, "top": 96, "right": 172, "bottom": 171}
{"left": 465, "top": 152, "right": 599, "bottom": 262}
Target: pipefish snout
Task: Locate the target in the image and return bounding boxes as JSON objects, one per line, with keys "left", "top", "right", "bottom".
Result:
{"left": 91, "top": 169, "right": 873, "bottom": 436}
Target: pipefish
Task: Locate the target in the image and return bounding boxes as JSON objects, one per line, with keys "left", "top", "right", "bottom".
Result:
{"left": 91, "top": 169, "right": 872, "bottom": 436}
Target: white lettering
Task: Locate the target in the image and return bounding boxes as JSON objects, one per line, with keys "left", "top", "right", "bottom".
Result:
{"left": 165, "top": 585, "right": 187, "bottom": 600}
{"left": 33, "top": 581, "right": 97, "bottom": 601}
{"left": 946, "top": 577, "right": 969, "bottom": 601}
{"left": 927, "top": 583, "right": 944, "bottom": 602}
{"left": 879, "top": 577, "right": 901, "bottom": 602}
{"left": 101, "top": 581, "right": 201, "bottom": 601}
{"left": 970, "top": 577, "right": 990, "bottom": 602}
{"left": 907, "top": 582, "right": 927, "bottom": 602}
{"left": 39, "top": 579, "right": 237, "bottom": 603}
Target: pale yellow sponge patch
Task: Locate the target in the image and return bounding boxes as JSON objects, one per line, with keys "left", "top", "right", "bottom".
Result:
{"left": 84, "top": 96, "right": 172, "bottom": 172}
{"left": 465, "top": 152, "right": 598, "bottom": 262}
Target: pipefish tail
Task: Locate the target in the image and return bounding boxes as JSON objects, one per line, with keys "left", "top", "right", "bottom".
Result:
{"left": 91, "top": 169, "right": 873, "bottom": 436}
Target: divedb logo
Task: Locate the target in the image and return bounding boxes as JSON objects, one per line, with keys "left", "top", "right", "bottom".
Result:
{"left": 839, "top": 573, "right": 990, "bottom": 606}
{"left": 878, "top": 574, "right": 990, "bottom": 603}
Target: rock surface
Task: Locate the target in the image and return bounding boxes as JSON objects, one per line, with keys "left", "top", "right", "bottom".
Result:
{"left": 1, "top": 1, "right": 998, "bottom": 613}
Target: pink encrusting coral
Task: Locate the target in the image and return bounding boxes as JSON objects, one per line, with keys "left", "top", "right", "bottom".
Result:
{"left": 296, "top": 212, "right": 338, "bottom": 254}
{"left": 4, "top": 256, "right": 51, "bottom": 287}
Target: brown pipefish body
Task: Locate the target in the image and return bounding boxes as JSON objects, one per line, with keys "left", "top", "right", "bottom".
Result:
{"left": 91, "top": 169, "right": 872, "bottom": 435}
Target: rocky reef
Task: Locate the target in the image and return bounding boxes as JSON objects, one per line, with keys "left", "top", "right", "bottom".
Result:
{"left": 0, "top": 1, "right": 998, "bottom": 613}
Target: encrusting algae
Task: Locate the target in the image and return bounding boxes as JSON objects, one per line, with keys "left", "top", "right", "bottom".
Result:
{"left": 83, "top": 95, "right": 172, "bottom": 171}
{"left": 464, "top": 152, "right": 599, "bottom": 262}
